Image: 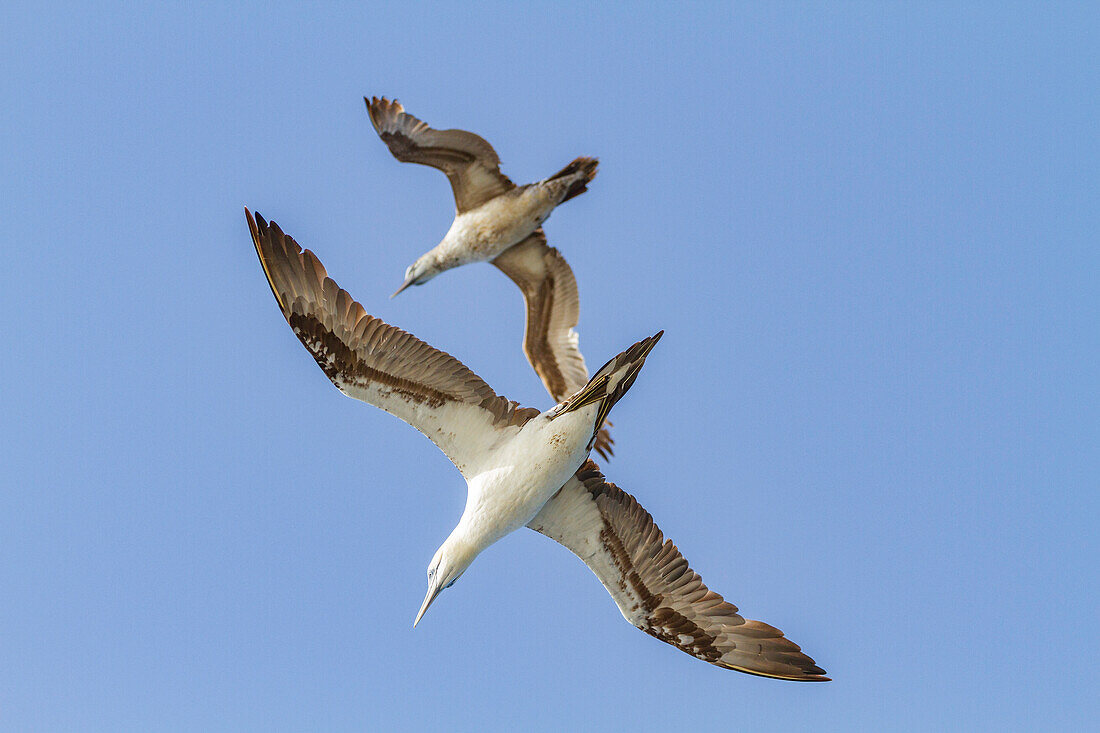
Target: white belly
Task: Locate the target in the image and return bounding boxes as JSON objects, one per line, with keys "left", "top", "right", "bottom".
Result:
{"left": 462, "top": 409, "right": 596, "bottom": 546}
{"left": 442, "top": 189, "right": 558, "bottom": 264}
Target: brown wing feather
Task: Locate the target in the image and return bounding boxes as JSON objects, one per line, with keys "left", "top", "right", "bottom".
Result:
{"left": 248, "top": 209, "right": 539, "bottom": 477}
{"left": 492, "top": 230, "right": 614, "bottom": 459}
{"left": 366, "top": 97, "right": 515, "bottom": 213}
{"left": 528, "top": 461, "right": 828, "bottom": 680}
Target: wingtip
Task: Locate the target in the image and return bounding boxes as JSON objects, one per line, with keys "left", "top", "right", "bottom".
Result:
{"left": 718, "top": 658, "right": 830, "bottom": 682}
{"left": 365, "top": 95, "right": 386, "bottom": 129}
{"left": 247, "top": 208, "right": 290, "bottom": 314}
{"left": 246, "top": 205, "right": 265, "bottom": 239}
{"left": 247, "top": 208, "right": 268, "bottom": 229}
{"left": 778, "top": 665, "right": 830, "bottom": 682}
{"left": 792, "top": 671, "right": 831, "bottom": 682}
{"left": 365, "top": 95, "right": 401, "bottom": 127}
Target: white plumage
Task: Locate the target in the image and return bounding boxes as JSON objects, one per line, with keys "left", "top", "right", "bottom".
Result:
{"left": 249, "top": 209, "right": 827, "bottom": 681}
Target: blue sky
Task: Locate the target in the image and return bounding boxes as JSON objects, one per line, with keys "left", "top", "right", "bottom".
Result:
{"left": 2, "top": 2, "right": 1097, "bottom": 730}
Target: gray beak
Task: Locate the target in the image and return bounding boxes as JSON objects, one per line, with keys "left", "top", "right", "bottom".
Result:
{"left": 413, "top": 579, "right": 443, "bottom": 628}
{"left": 391, "top": 275, "right": 417, "bottom": 299}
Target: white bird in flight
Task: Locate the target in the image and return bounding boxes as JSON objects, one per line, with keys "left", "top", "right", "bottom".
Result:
{"left": 366, "top": 96, "right": 613, "bottom": 458}
{"left": 248, "top": 210, "right": 828, "bottom": 681}
{"left": 366, "top": 96, "right": 598, "bottom": 298}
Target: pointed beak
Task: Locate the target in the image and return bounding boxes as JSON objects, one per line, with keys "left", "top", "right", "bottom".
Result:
{"left": 391, "top": 275, "right": 417, "bottom": 299}
{"left": 413, "top": 580, "right": 443, "bottom": 628}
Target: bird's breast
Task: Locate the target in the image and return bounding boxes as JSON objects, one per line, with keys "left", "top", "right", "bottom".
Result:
{"left": 448, "top": 193, "right": 555, "bottom": 259}
{"left": 465, "top": 416, "right": 593, "bottom": 540}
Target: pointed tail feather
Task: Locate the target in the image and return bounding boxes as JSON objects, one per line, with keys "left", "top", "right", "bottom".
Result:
{"left": 549, "top": 156, "right": 599, "bottom": 203}
{"left": 552, "top": 331, "right": 662, "bottom": 437}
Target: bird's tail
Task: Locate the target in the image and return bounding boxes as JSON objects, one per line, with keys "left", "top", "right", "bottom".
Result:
{"left": 550, "top": 331, "right": 663, "bottom": 435}
{"left": 549, "top": 156, "right": 599, "bottom": 203}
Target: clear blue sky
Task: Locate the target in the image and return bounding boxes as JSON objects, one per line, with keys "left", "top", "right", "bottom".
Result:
{"left": 2, "top": 2, "right": 1096, "bottom": 730}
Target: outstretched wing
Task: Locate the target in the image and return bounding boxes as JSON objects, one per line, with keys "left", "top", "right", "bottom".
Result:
{"left": 528, "top": 461, "right": 828, "bottom": 680}
{"left": 366, "top": 96, "right": 516, "bottom": 213}
{"left": 248, "top": 209, "right": 539, "bottom": 478}
{"left": 492, "top": 230, "right": 614, "bottom": 459}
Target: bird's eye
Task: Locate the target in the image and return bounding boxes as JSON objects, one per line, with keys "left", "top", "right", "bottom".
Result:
{"left": 428, "top": 568, "right": 435, "bottom": 579}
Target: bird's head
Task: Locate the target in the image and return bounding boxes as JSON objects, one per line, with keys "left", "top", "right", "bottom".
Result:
{"left": 413, "top": 537, "right": 478, "bottom": 627}
{"left": 391, "top": 256, "right": 440, "bottom": 298}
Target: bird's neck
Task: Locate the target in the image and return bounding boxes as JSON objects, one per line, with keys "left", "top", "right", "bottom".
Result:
{"left": 440, "top": 525, "right": 482, "bottom": 575}
{"left": 415, "top": 240, "right": 458, "bottom": 274}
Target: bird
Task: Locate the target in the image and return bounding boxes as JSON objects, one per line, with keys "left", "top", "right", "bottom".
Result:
{"left": 491, "top": 228, "right": 615, "bottom": 459}
{"left": 248, "top": 210, "right": 828, "bottom": 681}
{"left": 247, "top": 207, "right": 653, "bottom": 619}
{"left": 364, "top": 96, "right": 598, "bottom": 298}
{"left": 366, "top": 96, "right": 612, "bottom": 458}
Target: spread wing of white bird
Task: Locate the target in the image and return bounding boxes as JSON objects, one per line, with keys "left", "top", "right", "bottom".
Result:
{"left": 366, "top": 96, "right": 516, "bottom": 214}
{"left": 492, "top": 229, "right": 614, "bottom": 459}
{"left": 528, "top": 461, "right": 828, "bottom": 680}
{"left": 248, "top": 209, "right": 540, "bottom": 479}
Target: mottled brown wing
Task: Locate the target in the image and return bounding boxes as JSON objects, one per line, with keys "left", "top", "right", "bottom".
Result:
{"left": 366, "top": 96, "right": 516, "bottom": 213}
{"left": 528, "top": 461, "right": 828, "bottom": 680}
{"left": 492, "top": 230, "right": 614, "bottom": 460}
{"left": 248, "top": 209, "right": 539, "bottom": 478}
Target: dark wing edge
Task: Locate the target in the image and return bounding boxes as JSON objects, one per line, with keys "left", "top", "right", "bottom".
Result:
{"left": 528, "top": 461, "right": 829, "bottom": 681}
{"left": 247, "top": 208, "right": 540, "bottom": 472}
{"left": 365, "top": 96, "right": 515, "bottom": 212}
{"left": 492, "top": 230, "right": 614, "bottom": 459}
